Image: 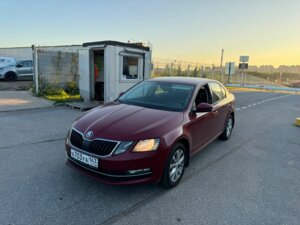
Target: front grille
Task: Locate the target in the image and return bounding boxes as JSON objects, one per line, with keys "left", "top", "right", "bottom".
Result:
{"left": 70, "top": 129, "right": 118, "bottom": 156}
{"left": 89, "top": 140, "right": 118, "bottom": 156}
{"left": 70, "top": 129, "right": 83, "bottom": 149}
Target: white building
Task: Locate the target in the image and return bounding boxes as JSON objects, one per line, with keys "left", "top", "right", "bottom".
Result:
{"left": 0, "top": 41, "right": 152, "bottom": 103}
{"left": 79, "top": 41, "right": 152, "bottom": 102}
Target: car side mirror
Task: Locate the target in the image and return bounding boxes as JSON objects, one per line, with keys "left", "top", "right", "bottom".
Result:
{"left": 118, "top": 92, "right": 124, "bottom": 97}
{"left": 195, "top": 102, "right": 213, "bottom": 112}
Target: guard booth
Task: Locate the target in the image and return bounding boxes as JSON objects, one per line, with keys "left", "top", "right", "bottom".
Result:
{"left": 79, "top": 41, "right": 152, "bottom": 103}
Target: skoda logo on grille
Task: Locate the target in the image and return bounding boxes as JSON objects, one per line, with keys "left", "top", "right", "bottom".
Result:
{"left": 85, "top": 131, "right": 93, "bottom": 139}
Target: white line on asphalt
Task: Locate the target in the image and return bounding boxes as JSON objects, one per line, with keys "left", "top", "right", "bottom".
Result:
{"left": 237, "top": 95, "right": 288, "bottom": 112}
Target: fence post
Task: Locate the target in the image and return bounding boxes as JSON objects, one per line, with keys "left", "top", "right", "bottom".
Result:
{"left": 33, "top": 46, "right": 39, "bottom": 95}
{"left": 193, "top": 67, "right": 197, "bottom": 77}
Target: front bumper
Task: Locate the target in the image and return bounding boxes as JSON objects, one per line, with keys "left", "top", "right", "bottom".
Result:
{"left": 65, "top": 140, "right": 169, "bottom": 185}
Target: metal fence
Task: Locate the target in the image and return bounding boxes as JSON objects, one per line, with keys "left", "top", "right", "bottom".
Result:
{"left": 152, "top": 58, "right": 285, "bottom": 87}
{"left": 34, "top": 47, "right": 80, "bottom": 94}
{"left": 152, "top": 58, "right": 214, "bottom": 78}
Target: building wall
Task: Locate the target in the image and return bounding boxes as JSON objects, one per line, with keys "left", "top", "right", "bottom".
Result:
{"left": 0, "top": 45, "right": 82, "bottom": 61}
{"left": 0, "top": 47, "right": 33, "bottom": 60}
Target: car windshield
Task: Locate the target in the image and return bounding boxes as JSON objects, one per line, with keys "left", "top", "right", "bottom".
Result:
{"left": 118, "top": 81, "right": 195, "bottom": 112}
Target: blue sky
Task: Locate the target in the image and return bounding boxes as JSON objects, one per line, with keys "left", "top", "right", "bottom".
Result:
{"left": 1, "top": 0, "right": 300, "bottom": 66}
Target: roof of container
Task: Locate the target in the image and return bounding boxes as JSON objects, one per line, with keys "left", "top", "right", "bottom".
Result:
{"left": 82, "top": 40, "right": 150, "bottom": 51}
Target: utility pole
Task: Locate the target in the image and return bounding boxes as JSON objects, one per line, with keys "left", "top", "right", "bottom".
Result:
{"left": 220, "top": 49, "right": 224, "bottom": 83}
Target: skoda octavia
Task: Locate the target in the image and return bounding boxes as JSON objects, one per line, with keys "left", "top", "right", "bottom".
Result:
{"left": 65, "top": 77, "right": 235, "bottom": 188}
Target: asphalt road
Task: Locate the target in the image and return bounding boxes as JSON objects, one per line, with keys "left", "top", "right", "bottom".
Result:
{"left": 0, "top": 80, "right": 32, "bottom": 91}
{"left": 0, "top": 92, "right": 299, "bottom": 225}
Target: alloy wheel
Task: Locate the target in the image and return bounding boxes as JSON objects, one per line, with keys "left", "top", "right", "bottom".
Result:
{"left": 169, "top": 149, "right": 185, "bottom": 183}
{"left": 226, "top": 117, "right": 233, "bottom": 138}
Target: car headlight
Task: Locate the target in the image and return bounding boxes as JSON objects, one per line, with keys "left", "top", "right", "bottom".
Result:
{"left": 132, "top": 139, "right": 160, "bottom": 152}
{"left": 113, "top": 141, "right": 133, "bottom": 155}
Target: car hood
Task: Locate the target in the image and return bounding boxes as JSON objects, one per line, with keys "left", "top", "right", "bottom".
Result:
{"left": 73, "top": 102, "right": 183, "bottom": 141}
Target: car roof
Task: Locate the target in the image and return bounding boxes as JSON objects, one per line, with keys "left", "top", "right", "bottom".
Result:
{"left": 149, "top": 76, "right": 219, "bottom": 86}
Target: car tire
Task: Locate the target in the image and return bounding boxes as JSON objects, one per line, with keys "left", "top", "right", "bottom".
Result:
{"left": 161, "top": 143, "right": 186, "bottom": 189}
{"left": 219, "top": 114, "right": 234, "bottom": 140}
{"left": 5, "top": 72, "right": 17, "bottom": 81}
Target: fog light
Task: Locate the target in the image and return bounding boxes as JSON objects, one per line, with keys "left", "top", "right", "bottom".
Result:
{"left": 128, "top": 168, "right": 151, "bottom": 175}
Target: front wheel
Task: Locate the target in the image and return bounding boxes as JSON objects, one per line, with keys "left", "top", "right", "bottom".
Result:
{"left": 5, "top": 72, "right": 17, "bottom": 81}
{"left": 219, "top": 115, "right": 234, "bottom": 140}
{"left": 161, "top": 143, "right": 186, "bottom": 188}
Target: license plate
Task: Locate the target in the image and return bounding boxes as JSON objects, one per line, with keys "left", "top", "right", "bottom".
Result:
{"left": 70, "top": 149, "right": 98, "bottom": 168}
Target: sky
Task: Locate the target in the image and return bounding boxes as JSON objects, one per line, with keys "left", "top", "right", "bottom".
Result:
{"left": 1, "top": 0, "right": 300, "bottom": 67}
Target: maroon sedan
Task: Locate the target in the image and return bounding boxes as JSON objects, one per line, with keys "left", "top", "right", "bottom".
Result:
{"left": 65, "top": 77, "right": 235, "bottom": 188}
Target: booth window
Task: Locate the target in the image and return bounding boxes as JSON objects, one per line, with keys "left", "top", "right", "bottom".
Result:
{"left": 122, "top": 56, "right": 139, "bottom": 80}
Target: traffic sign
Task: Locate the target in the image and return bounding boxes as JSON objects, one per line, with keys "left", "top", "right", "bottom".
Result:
{"left": 225, "top": 62, "right": 235, "bottom": 75}
{"left": 239, "top": 56, "right": 249, "bottom": 62}
{"left": 239, "top": 63, "right": 248, "bottom": 70}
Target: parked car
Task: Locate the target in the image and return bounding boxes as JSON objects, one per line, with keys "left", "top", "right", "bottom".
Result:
{"left": 0, "top": 57, "right": 16, "bottom": 67}
{"left": 65, "top": 77, "right": 235, "bottom": 188}
{"left": 0, "top": 59, "right": 33, "bottom": 81}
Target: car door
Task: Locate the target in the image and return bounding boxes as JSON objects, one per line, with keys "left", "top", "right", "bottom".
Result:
{"left": 208, "top": 82, "right": 228, "bottom": 134}
{"left": 187, "top": 84, "right": 217, "bottom": 154}
{"left": 16, "top": 61, "right": 33, "bottom": 80}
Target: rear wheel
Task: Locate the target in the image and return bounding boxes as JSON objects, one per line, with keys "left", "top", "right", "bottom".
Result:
{"left": 161, "top": 143, "right": 186, "bottom": 188}
{"left": 5, "top": 72, "right": 17, "bottom": 81}
{"left": 219, "top": 115, "right": 234, "bottom": 140}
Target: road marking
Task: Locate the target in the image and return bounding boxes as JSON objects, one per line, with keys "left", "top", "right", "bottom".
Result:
{"left": 237, "top": 95, "right": 289, "bottom": 111}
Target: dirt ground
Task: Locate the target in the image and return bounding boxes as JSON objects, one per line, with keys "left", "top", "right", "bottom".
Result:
{"left": 0, "top": 80, "right": 33, "bottom": 91}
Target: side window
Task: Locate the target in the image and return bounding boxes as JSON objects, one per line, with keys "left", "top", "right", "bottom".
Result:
{"left": 121, "top": 56, "right": 141, "bottom": 81}
{"left": 17, "top": 61, "right": 24, "bottom": 67}
{"left": 194, "top": 84, "right": 211, "bottom": 107}
{"left": 220, "top": 85, "right": 226, "bottom": 98}
{"left": 23, "top": 61, "right": 32, "bottom": 67}
{"left": 208, "top": 83, "right": 224, "bottom": 103}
